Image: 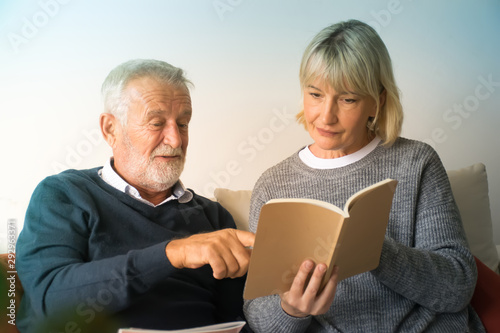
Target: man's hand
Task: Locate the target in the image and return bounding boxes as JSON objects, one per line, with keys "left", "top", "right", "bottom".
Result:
{"left": 280, "top": 260, "right": 339, "bottom": 317}
{"left": 165, "top": 229, "right": 255, "bottom": 279}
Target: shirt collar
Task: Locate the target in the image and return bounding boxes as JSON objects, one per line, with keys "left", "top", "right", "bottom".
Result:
{"left": 99, "top": 158, "right": 193, "bottom": 206}
{"left": 299, "top": 136, "right": 382, "bottom": 169}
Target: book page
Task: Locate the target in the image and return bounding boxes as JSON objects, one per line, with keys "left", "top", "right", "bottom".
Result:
{"left": 267, "top": 197, "right": 346, "bottom": 217}
{"left": 334, "top": 179, "right": 397, "bottom": 280}
{"left": 118, "top": 321, "right": 246, "bottom": 333}
{"left": 344, "top": 179, "right": 398, "bottom": 212}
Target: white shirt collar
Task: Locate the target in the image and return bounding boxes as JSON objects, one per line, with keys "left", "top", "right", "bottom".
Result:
{"left": 299, "top": 136, "right": 381, "bottom": 169}
{"left": 99, "top": 158, "right": 193, "bottom": 206}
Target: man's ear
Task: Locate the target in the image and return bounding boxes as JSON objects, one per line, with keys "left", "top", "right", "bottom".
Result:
{"left": 100, "top": 113, "right": 119, "bottom": 148}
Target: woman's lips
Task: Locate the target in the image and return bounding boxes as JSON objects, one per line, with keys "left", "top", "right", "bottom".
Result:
{"left": 316, "top": 128, "right": 339, "bottom": 137}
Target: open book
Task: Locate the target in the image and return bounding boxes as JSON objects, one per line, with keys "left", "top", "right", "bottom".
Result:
{"left": 243, "top": 179, "right": 398, "bottom": 300}
{"left": 118, "top": 321, "right": 246, "bottom": 333}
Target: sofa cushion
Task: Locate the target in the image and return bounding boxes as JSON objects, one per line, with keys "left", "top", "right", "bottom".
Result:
{"left": 213, "top": 188, "right": 252, "bottom": 231}
{"left": 447, "top": 163, "right": 499, "bottom": 272}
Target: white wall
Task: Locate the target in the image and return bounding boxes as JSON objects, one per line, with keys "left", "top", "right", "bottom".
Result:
{"left": 1, "top": 0, "right": 499, "bottom": 250}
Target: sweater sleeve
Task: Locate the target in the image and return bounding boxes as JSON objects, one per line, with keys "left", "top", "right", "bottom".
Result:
{"left": 16, "top": 175, "right": 181, "bottom": 324}
{"left": 372, "top": 150, "right": 478, "bottom": 313}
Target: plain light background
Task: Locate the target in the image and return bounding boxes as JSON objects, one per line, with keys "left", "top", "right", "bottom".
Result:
{"left": 1, "top": 0, "right": 499, "bottom": 251}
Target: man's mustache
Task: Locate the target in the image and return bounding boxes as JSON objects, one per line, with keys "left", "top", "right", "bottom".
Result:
{"left": 151, "top": 145, "right": 184, "bottom": 158}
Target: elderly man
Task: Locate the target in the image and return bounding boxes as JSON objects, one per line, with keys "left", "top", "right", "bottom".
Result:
{"left": 16, "top": 59, "right": 255, "bottom": 332}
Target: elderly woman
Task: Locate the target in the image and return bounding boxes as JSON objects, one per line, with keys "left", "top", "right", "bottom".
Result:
{"left": 243, "top": 20, "right": 485, "bottom": 332}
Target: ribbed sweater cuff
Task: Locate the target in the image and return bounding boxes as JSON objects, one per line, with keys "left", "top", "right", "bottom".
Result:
{"left": 127, "top": 240, "right": 178, "bottom": 288}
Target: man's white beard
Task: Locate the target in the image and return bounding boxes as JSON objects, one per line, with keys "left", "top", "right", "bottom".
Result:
{"left": 123, "top": 134, "right": 185, "bottom": 192}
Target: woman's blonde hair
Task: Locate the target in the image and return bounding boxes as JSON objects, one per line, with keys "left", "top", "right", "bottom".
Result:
{"left": 296, "top": 20, "right": 403, "bottom": 146}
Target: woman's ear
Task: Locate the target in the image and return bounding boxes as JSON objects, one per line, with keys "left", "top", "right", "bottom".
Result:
{"left": 379, "top": 89, "right": 387, "bottom": 108}
{"left": 371, "top": 89, "right": 387, "bottom": 118}
{"left": 100, "top": 113, "right": 119, "bottom": 148}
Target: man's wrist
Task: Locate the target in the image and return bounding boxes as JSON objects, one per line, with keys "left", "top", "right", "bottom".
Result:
{"left": 165, "top": 239, "right": 184, "bottom": 269}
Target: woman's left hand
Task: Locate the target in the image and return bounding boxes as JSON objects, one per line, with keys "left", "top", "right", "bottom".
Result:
{"left": 280, "top": 259, "right": 339, "bottom": 317}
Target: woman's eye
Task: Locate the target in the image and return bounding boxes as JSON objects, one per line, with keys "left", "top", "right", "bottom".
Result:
{"left": 343, "top": 98, "right": 356, "bottom": 104}
{"left": 310, "top": 92, "right": 321, "bottom": 98}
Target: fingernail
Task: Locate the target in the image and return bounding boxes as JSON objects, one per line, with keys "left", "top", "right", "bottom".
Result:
{"left": 316, "top": 264, "right": 326, "bottom": 273}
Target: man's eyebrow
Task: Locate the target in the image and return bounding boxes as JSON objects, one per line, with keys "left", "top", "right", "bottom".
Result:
{"left": 145, "top": 109, "right": 167, "bottom": 118}
{"left": 145, "top": 109, "right": 192, "bottom": 118}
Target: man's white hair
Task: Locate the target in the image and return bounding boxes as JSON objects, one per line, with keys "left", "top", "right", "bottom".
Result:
{"left": 101, "top": 59, "right": 193, "bottom": 125}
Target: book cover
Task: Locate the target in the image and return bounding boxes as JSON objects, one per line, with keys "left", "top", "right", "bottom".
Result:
{"left": 243, "top": 179, "right": 398, "bottom": 300}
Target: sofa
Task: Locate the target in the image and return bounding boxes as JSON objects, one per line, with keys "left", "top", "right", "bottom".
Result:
{"left": 214, "top": 162, "right": 500, "bottom": 331}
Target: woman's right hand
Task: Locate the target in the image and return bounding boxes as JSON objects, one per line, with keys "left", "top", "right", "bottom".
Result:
{"left": 280, "top": 260, "right": 339, "bottom": 317}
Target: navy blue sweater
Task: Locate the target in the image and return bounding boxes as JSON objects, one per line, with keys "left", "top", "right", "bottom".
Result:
{"left": 16, "top": 168, "right": 247, "bottom": 332}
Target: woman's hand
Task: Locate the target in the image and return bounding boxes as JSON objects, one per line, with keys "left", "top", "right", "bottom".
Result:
{"left": 280, "top": 259, "right": 339, "bottom": 317}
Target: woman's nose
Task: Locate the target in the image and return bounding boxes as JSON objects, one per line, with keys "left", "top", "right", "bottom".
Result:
{"left": 320, "top": 99, "right": 338, "bottom": 124}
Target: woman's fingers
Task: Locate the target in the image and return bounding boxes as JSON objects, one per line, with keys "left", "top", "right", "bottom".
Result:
{"left": 281, "top": 260, "right": 339, "bottom": 317}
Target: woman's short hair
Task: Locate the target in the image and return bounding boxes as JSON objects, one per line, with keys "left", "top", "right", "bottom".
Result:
{"left": 101, "top": 59, "right": 193, "bottom": 126}
{"left": 296, "top": 19, "right": 403, "bottom": 146}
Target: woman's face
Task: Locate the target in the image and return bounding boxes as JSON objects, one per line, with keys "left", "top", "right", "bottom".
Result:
{"left": 303, "top": 78, "right": 380, "bottom": 159}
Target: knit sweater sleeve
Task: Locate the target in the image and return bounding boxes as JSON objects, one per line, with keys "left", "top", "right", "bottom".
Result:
{"left": 16, "top": 174, "right": 185, "bottom": 325}
{"left": 371, "top": 148, "right": 477, "bottom": 313}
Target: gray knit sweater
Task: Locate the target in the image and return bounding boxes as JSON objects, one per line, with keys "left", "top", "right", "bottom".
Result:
{"left": 243, "top": 137, "right": 485, "bottom": 332}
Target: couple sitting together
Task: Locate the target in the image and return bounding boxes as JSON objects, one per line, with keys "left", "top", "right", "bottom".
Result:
{"left": 16, "top": 20, "right": 485, "bottom": 332}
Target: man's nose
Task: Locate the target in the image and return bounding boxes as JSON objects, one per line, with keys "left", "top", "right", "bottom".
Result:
{"left": 162, "top": 123, "right": 182, "bottom": 149}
